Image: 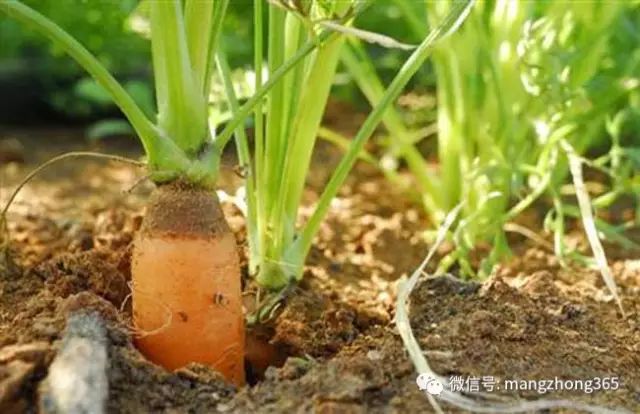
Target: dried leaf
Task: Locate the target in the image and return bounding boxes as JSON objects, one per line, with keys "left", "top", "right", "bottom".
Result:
{"left": 320, "top": 21, "right": 418, "bottom": 50}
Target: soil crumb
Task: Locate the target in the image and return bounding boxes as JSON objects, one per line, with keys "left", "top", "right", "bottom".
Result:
{"left": 141, "top": 181, "right": 231, "bottom": 239}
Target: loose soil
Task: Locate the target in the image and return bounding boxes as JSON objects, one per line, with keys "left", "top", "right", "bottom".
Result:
{"left": 0, "top": 126, "right": 639, "bottom": 413}
{"left": 141, "top": 181, "right": 231, "bottom": 239}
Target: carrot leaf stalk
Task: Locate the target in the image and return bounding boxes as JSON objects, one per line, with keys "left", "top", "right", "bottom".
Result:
{"left": 224, "top": 0, "right": 475, "bottom": 290}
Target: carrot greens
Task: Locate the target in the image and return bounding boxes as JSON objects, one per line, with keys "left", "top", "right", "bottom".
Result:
{"left": 217, "top": 0, "right": 474, "bottom": 290}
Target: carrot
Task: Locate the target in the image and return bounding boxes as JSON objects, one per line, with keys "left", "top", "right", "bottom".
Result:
{"left": 132, "top": 182, "right": 245, "bottom": 386}
{"left": 245, "top": 328, "right": 286, "bottom": 379}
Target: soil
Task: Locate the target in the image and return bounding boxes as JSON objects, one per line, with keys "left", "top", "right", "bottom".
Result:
{"left": 0, "top": 126, "right": 639, "bottom": 413}
{"left": 141, "top": 181, "right": 231, "bottom": 239}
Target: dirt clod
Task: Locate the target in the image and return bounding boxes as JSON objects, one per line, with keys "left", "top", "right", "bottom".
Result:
{"left": 35, "top": 250, "right": 128, "bottom": 307}
{"left": 0, "top": 342, "right": 52, "bottom": 413}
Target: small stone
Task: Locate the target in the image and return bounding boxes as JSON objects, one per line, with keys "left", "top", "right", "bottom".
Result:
{"left": 216, "top": 402, "right": 233, "bottom": 412}
{"left": 366, "top": 350, "right": 382, "bottom": 361}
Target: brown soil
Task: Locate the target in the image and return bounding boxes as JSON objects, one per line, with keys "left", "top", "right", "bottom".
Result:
{"left": 141, "top": 181, "right": 231, "bottom": 239}
{"left": 0, "top": 127, "right": 639, "bottom": 413}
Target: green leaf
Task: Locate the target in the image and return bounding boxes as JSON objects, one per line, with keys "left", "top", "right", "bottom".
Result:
{"left": 87, "top": 119, "right": 134, "bottom": 140}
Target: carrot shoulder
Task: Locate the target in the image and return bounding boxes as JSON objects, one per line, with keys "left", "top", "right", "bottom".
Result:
{"left": 132, "top": 182, "right": 245, "bottom": 386}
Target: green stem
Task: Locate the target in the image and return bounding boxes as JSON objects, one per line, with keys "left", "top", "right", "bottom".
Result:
{"left": 279, "top": 33, "right": 345, "bottom": 248}
{"left": 213, "top": 31, "right": 333, "bottom": 154}
{"left": 263, "top": 5, "right": 287, "bottom": 258}
{"left": 262, "top": 12, "right": 309, "bottom": 272}
{"left": 215, "top": 52, "right": 258, "bottom": 270}
{"left": 184, "top": 0, "right": 214, "bottom": 93}
{"left": 151, "top": 0, "right": 207, "bottom": 154}
{"left": 253, "top": 0, "right": 266, "bottom": 276}
{"left": 203, "top": 0, "right": 230, "bottom": 96}
{"left": 282, "top": 0, "right": 475, "bottom": 284}
{"left": 255, "top": 29, "right": 346, "bottom": 289}
{"left": 281, "top": 14, "right": 306, "bottom": 143}
{"left": 318, "top": 127, "right": 418, "bottom": 203}
{"left": 341, "top": 40, "right": 443, "bottom": 216}
{"left": 318, "top": 127, "right": 378, "bottom": 165}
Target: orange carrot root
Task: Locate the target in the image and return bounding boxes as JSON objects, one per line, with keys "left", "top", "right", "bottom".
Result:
{"left": 132, "top": 182, "right": 245, "bottom": 386}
